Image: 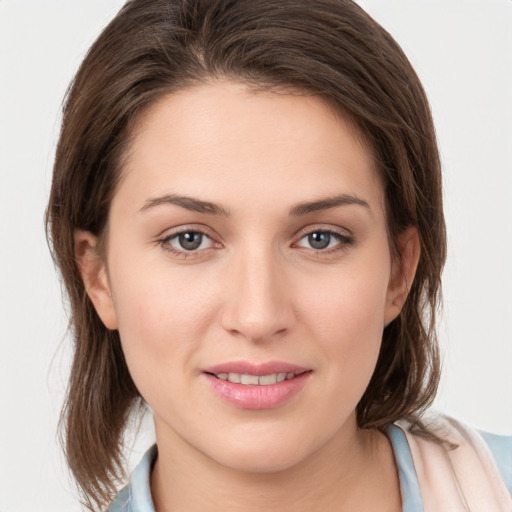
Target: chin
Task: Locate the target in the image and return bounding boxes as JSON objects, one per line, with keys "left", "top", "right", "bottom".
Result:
{"left": 202, "top": 428, "right": 323, "bottom": 475}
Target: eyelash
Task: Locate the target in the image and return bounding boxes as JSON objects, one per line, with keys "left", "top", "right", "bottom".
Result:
{"left": 293, "top": 228, "right": 354, "bottom": 255}
{"left": 157, "top": 226, "right": 219, "bottom": 258}
{"left": 157, "top": 227, "right": 354, "bottom": 258}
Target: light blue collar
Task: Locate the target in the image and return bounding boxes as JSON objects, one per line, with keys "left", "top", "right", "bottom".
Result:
{"left": 387, "top": 424, "right": 424, "bottom": 511}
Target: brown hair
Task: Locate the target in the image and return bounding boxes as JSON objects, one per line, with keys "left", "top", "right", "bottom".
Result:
{"left": 46, "top": 0, "right": 446, "bottom": 509}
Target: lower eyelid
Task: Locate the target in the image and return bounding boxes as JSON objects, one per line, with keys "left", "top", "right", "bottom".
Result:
{"left": 158, "top": 228, "right": 228, "bottom": 258}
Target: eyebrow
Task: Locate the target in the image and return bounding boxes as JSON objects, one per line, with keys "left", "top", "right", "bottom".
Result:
{"left": 139, "top": 193, "right": 370, "bottom": 217}
{"left": 139, "top": 194, "right": 231, "bottom": 216}
{"left": 289, "top": 194, "right": 370, "bottom": 216}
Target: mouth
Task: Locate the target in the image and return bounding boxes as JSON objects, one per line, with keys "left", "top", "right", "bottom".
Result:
{"left": 205, "top": 370, "right": 309, "bottom": 386}
{"left": 202, "top": 362, "right": 312, "bottom": 410}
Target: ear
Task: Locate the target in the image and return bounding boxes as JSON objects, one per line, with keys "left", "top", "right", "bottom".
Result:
{"left": 74, "top": 230, "right": 118, "bottom": 330}
{"left": 384, "top": 227, "right": 421, "bottom": 325}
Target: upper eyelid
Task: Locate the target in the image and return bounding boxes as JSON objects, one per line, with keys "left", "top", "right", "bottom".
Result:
{"left": 157, "top": 224, "right": 219, "bottom": 241}
{"left": 293, "top": 224, "right": 353, "bottom": 239}
{"left": 155, "top": 224, "right": 352, "bottom": 246}
{"left": 158, "top": 228, "right": 219, "bottom": 257}
{"left": 292, "top": 227, "right": 354, "bottom": 252}
{"left": 294, "top": 230, "right": 350, "bottom": 246}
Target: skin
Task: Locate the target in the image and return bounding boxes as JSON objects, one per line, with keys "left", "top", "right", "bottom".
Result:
{"left": 76, "top": 80, "right": 420, "bottom": 511}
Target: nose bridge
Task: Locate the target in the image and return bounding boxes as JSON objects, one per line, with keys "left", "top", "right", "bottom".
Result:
{"left": 221, "top": 242, "right": 292, "bottom": 341}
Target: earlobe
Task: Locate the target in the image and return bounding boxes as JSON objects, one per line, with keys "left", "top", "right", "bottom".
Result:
{"left": 74, "top": 230, "right": 118, "bottom": 330}
{"left": 384, "top": 227, "right": 421, "bottom": 325}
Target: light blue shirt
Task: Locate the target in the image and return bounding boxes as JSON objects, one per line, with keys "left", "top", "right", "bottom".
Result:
{"left": 109, "top": 425, "right": 512, "bottom": 511}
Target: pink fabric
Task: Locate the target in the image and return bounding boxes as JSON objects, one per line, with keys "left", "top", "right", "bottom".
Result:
{"left": 396, "top": 416, "right": 512, "bottom": 511}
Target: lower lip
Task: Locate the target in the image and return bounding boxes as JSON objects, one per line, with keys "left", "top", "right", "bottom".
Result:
{"left": 203, "top": 372, "right": 312, "bottom": 410}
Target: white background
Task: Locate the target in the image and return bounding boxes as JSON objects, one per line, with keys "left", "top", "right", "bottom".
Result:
{"left": 0, "top": 1, "right": 511, "bottom": 510}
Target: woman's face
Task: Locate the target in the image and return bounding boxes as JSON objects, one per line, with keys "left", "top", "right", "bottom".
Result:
{"left": 82, "top": 81, "right": 413, "bottom": 473}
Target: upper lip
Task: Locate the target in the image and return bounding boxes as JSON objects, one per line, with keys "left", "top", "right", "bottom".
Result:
{"left": 202, "top": 361, "right": 311, "bottom": 376}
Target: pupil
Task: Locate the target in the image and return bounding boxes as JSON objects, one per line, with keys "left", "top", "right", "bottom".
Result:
{"left": 308, "top": 232, "right": 330, "bottom": 249}
{"left": 179, "top": 232, "right": 202, "bottom": 250}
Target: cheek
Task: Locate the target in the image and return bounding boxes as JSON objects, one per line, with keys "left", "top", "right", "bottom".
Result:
{"left": 297, "top": 256, "right": 390, "bottom": 389}
{"left": 107, "top": 253, "right": 218, "bottom": 386}
{"left": 300, "top": 257, "right": 390, "bottom": 337}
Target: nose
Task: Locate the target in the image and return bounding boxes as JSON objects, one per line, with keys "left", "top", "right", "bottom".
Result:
{"left": 220, "top": 246, "right": 294, "bottom": 342}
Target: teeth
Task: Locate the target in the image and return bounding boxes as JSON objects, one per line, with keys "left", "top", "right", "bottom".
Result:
{"left": 259, "top": 374, "right": 277, "bottom": 385}
{"left": 240, "top": 374, "right": 260, "bottom": 385}
{"left": 215, "top": 372, "right": 301, "bottom": 385}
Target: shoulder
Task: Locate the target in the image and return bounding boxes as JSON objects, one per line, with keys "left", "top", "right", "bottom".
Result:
{"left": 395, "top": 414, "right": 512, "bottom": 509}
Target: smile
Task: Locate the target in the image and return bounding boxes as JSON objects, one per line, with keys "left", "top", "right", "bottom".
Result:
{"left": 210, "top": 371, "right": 305, "bottom": 386}
{"left": 202, "top": 362, "right": 312, "bottom": 409}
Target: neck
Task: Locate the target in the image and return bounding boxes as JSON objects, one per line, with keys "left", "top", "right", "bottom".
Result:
{"left": 150, "top": 416, "right": 400, "bottom": 512}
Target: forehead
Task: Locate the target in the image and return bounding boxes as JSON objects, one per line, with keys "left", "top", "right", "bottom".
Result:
{"left": 116, "top": 80, "right": 384, "bottom": 215}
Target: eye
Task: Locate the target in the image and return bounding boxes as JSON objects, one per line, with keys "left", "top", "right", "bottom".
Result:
{"left": 160, "top": 230, "right": 216, "bottom": 254}
{"left": 295, "top": 230, "right": 353, "bottom": 252}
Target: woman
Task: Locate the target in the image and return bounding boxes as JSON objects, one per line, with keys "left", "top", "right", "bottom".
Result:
{"left": 46, "top": 0, "right": 512, "bottom": 510}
